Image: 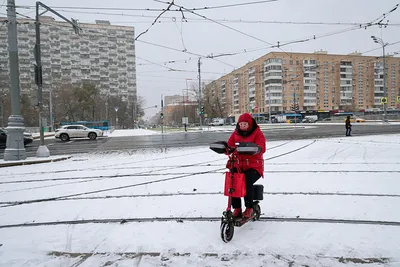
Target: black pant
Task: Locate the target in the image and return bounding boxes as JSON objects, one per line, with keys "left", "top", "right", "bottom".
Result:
{"left": 346, "top": 127, "right": 351, "bottom": 136}
{"left": 232, "top": 169, "right": 261, "bottom": 209}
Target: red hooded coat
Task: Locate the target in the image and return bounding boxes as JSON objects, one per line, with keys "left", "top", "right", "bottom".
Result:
{"left": 226, "top": 113, "right": 267, "bottom": 177}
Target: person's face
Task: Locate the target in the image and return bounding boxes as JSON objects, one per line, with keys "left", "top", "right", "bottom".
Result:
{"left": 239, "top": 121, "right": 249, "bottom": 131}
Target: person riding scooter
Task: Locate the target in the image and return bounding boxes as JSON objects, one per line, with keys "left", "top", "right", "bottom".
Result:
{"left": 226, "top": 113, "right": 266, "bottom": 218}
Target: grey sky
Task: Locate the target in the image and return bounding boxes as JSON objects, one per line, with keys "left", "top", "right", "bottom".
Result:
{"left": 1, "top": 0, "right": 399, "bottom": 118}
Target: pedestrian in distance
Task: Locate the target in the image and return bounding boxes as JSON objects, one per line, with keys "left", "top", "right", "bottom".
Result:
{"left": 345, "top": 115, "right": 352, "bottom": 136}
{"left": 226, "top": 113, "right": 266, "bottom": 218}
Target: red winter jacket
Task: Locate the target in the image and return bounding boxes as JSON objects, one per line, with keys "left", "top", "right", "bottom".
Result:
{"left": 226, "top": 117, "right": 266, "bottom": 177}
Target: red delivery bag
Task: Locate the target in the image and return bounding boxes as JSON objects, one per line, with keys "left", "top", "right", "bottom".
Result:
{"left": 224, "top": 172, "right": 246, "bottom": 198}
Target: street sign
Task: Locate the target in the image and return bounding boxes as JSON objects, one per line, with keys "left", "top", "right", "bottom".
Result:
{"left": 380, "top": 97, "right": 388, "bottom": 104}
{"left": 114, "top": 106, "right": 119, "bottom": 112}
{"left": 182, "top": 117, "right": 188, "bottom": 124}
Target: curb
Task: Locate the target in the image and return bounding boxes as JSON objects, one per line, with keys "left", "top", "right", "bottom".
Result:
{"left": 0, "top": 156, "right": 72, "bottom": 168}
{"left": 32, "top": 133, "right": 55, "bottom": 140}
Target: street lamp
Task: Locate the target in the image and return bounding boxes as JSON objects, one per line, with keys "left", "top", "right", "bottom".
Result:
{"left": 114, "top": 106, "right": 118, "bottom": 129}
{"left": 371, "top": 36, "right": 388, "bottom": 122}
{"left": 182, "top": 89, "right": 189, "bottom": 132}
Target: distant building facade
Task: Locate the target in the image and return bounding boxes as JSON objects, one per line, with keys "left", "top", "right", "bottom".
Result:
{"left": 0, "top": 17, "right": 136, "bottom": 103}
{"left": 205, "top": 51, "right": 400, "bottom": 117}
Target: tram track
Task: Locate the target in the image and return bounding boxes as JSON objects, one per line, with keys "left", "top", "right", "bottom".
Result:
{"left": 2, "top": 191, "right": 399, "bottom": 205}
{"left": 1, "top": 216, "right": 399, "bottom": 229}
{"left": 0, "top": 140, "right": 314, "bottom": 208}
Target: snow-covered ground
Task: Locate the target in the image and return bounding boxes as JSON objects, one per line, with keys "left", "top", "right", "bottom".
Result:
{"left": 1, "top": 131, "right": 400, "bottom": 267}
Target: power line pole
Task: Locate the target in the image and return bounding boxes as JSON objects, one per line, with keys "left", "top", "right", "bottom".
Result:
{"left": 49, "top": 87, "right": 54, "bottom": 131}
{"left": 382, "top": 44, "right": 388, "bottom": 122}
{"left": 371, "top": 36, "right": 389, "bottom": 122}
{"left": 198, "top": 57, "right": 203, "bottom": 130}
{"left": 4, "top": 0, "right": 27, "bottom": 161}
{"left": 161, "top": 95, "right": 164, "bottom": 134}
{"left": 34, "top": 1, "right": 81, "bottom": 157}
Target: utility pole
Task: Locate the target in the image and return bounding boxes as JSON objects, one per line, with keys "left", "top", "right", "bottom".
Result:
{"left": 4, "top": 0, "right": 27, "bottom": 161}
{"left": 34, "top": 1, "right": 81, "bottom": 157}
{"left": 371, "top": 36, "right": 388, "bottom": 122}
{"left": 182, "top": 90, "right": 187, "bottom": 132}
{"left": 268, "top": 86, "right": 271, "bottom": 124}
{"left": 105, "top": 98, "right": 109, "bottom": 121}
{"left": 293, "top": 92, "right": 297, "bottom": 127}
{"left": 49, "top": 87, "right": 54, "bottom": 131}
{"left": 198, "top": 57, "right": 203, "bottom": 130}
{"left": 161, "top": 95, "right": 164, "bottom": 134}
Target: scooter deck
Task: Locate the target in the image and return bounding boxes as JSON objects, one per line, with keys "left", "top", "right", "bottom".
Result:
{"left": 234, "top": 216, "right": 254, "bottom": 227}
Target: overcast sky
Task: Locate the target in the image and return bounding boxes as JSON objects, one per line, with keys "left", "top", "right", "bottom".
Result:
{"left": 1, "top": 0, "right": 399, "bottom": 118}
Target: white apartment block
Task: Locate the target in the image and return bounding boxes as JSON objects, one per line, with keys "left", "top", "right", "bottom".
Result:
{"left": 0, "top": 17, "right": 136, "bottom": 103}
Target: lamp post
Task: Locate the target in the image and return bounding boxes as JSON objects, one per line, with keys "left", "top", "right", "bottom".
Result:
{"left": 3, "top": 0, "right": 26, "bottom": 161}
{"left": 34, "top": 1, "right": 81, "bottom": 157}
{"left": 371, "top": 36, "right": 388, "bottom": 122}
{"left": 114, "top": 106, "right": 118, "bottom": 129}
{"left": 182, "top": 89, "right": 189, "bottom": 131}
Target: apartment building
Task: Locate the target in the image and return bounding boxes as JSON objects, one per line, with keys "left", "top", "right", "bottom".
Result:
{"left": 0, "top": 16, "right": 136, "bottom": 103}
{"left": 205, "top": 51, "right": 400, "bottom": 117}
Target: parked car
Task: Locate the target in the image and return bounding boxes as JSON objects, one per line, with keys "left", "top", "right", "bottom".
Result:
{"left": 302, "top": 117, "right": 317, "bottom": 123}
{"left": 289, "top": 118, "right": 302, "bottom": 123}
{"left": 0, "top": 129, "right": 33, "bottom": 148}
{"left": 209, "top": 118, "right": 224, "bottom": 126}
{"left": 55, "top": 125, "right": 103, "bottom": 141}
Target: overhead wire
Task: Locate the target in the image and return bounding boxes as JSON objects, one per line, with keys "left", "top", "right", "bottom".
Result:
{"left": 136, "top": 56, "right": 182, "bottom": 72}
{"left": 11, "top": 3, "right": 398, "bottom": 62}
{"left": 136, "top": 39, "right": 238, "bottom": 68}
{"left": 15, "top": 15, "right": 234, "bottom": 76}
{"left": 15, "top": 7, "right": 400, "bottom": 27}
{"left": 14, "top": 1, "right": 278, "bottom": 12}
{"left": 135, "top": 0, "right": 174, "bottom": 41}
{"left": 159, "top": 0, "right": 274, "bottom": 46}
{"left": 9, "top": 3, "right": 400, "bottom": 81}
{"left": 182, "top": 0, "right": 278, "bottom": 10}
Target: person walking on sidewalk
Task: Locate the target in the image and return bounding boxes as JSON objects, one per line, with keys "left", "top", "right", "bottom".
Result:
{"left": 345, "top": 115, "right": 352, "bottom": 136}
{"left": 226, "top": 113, "right": 266, "bottom": 218}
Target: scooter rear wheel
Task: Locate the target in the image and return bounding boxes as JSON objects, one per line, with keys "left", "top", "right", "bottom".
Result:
{"left": 220, "top": 221, "right": 234, "bottom": 242}
{"left": 253, "top": 204, "right": 261, "bottom": 221}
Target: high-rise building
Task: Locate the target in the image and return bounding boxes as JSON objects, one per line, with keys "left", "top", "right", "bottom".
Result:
{"left": 205, "top": 51, "right": 400, "bottom": 117}
{"left": 0, "top": 16, "right": 136, "bottom": 103}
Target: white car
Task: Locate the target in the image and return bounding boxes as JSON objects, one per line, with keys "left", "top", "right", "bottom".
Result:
{"left": 55, "top": 125, "right": 103, "bottom": 141}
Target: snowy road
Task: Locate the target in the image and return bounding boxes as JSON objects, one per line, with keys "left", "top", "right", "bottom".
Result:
{"left": 1, "top": 132, "right": 400, "bottom": 266}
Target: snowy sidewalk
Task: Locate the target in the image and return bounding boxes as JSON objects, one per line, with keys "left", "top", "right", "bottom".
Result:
{"left": 0, "top": 134, "right": 400, "bottom": 266}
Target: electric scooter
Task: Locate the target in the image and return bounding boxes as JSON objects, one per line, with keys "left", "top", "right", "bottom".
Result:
{"left": 210, "top": 141, "right": 263, "bottom": 243}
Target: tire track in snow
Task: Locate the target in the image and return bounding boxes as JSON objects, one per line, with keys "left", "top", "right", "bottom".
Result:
{"left": 0, "top": 141, "right": 294, "bottom": 185}
{"left": 2, "top": 191, "right": 400, "bottom": 205}
{"left": 0, "top": 141, "right": 313, "bottom": 208}
{"left": 0, "top": 141, "right": 293, "bottom": 179}
{"left": 1, "top": 216, "right": 400, "bottom": 229}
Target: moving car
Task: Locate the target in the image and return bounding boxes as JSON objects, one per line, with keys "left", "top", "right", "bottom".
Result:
{"left": 0, "top": 129, "right": 33, "bottom": 148}
{"left": 55, "top": 125, "right": 103, "bottom": 141}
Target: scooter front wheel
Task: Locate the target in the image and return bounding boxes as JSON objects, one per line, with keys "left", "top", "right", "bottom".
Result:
{"left": 220, "top": 221, "right": 234, "bottom": 242}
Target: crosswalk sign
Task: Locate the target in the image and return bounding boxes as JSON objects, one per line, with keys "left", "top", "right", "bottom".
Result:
{"left": 380, "top": 97, "right": 388, "bottom": 104}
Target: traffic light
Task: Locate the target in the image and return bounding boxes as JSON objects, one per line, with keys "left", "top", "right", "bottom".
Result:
{"left": 200, "top": 106, "right": 205, "bottom": 114}
{"left": 160, "top": 113, "right": 164, "bottom": 119}
{"left": 290, "top": 103, "right": 295, "bottom": 111}
{"left": 295, "top": 104, "right": 299, "bottom": 111}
